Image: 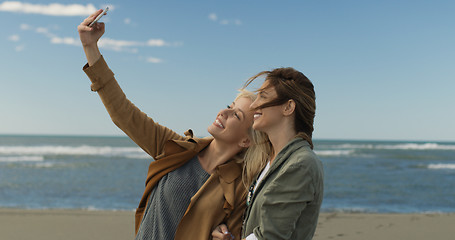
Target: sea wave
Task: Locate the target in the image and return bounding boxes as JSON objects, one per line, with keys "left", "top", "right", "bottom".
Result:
{"left": 321, "top": 207, "right": 376, "bottom": 213}
{"left": 315, "top": 150, "right": 354, "bottom": 157}
{"left": 33, "top": 162, "right": 59, "bottom": 168}
{"left": 428, "top": 163, "right": 455, "bottom": 170}
{"left": 0, "top": 145, "right": 149, "bottom": 159}
{"left": 376, "top": 143, "right": 455, "bottom": 150}
{"left": 321, "top": 142, "right": 455, "bottom": 151}
{"left": 0, "top": 156, "right": 44, "bottom": 162}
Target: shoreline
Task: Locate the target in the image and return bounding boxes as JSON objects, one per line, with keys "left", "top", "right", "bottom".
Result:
{"left": 0, "top": 209, "right": 453, "bottom": 240}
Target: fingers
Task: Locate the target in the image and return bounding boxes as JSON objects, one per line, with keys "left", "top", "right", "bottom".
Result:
{"left": 219, "top": 224, "right": 229, "bottom": 234}
{"left": 88, "top": 9, "right": 104, "bottom": 24}
{"left": 97, "top": 22, "right": 105, "bottom": 30}
{"left": 212, "top": 227, "right": 225, "bottom": 240}
{"left": 211, "top": 224, "right": 234, "bottom": 240}
{"left": 224, "top": 232, "right": 235, "bottom": 240}
{"left": 77, "top": 9, "right": 105, "bottom": 47}
{"left": 211, "top": 232, "right": 234, "bottom": 240}
{"left": 81, "top": 9, "right": 104, "bottom": 27}
{"left": 78, "top": 9, "right": 106, "bottom": 34}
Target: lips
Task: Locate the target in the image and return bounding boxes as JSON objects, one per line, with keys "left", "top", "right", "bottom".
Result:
{"left": 214, "top": 118, "right": 225, "bottom": 129}
{"left": 253, "top": 113, "right": 262, "bottom": 120}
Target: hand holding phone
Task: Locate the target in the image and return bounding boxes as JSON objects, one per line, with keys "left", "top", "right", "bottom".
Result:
{"left": 89, "top": 7, "right": 109, "bottom": 27}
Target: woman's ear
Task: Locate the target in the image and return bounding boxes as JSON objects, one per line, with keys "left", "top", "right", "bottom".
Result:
{"left": 283, "top": 99, "right": 296, "bottom": 116}
{"left": 238, "top": 137, "right": 251, "bottom": 148}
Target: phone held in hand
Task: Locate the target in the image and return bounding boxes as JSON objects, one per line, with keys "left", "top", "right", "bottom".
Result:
{"left": 89, "top": 7, "right": 109, "bottom": 27}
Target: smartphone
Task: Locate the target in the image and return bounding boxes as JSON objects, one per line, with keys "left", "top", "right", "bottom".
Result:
{"left": 89, "top": 7, "right": 109, "bottom": 27}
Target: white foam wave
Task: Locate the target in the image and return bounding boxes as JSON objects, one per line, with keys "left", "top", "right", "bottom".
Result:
{"left": 376, "top": 143, "right": 455, "bottom": 150}
{"left": 332, "top": 144, "right": 375, "bottom": 149}
{"left": 125, "top": 153, "right": 152, "bottom": 159}
{"left": 33, "top": 162, "right": 57, "bottom": 168}
{"left": 0, "top": 156, "right": 44, "bottom": 162}
{"left": 315, "top": 150, "right": 354, "bottom": 157}
{"left": 0, "top": 145, "right": 148, "bottom": 158}
{"left": 323, "top": 143, "right": 455, "bottom": 151}
{"left": 428, "top": 164, "right": 455, "bottom": 170}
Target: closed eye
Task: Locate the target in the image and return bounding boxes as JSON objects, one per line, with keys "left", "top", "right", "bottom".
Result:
{"left": 227, "top": 105, "right": 241, "bottom": 120}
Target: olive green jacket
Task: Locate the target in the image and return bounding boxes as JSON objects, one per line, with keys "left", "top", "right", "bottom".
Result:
{"left": 242, "top": 138, "right": 324, "bottom": 240}
{"left": 83, "top": 56, "right": 247, "bottom": 240}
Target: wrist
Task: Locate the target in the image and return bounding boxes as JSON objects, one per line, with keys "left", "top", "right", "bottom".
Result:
{"left": 82, "top": 43, "right": 98, "bottom": 51}
{"left": 83, "top": 45, "right": 102, "bottom": 66}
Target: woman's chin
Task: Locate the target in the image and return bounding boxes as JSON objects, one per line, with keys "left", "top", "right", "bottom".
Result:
{"left": 207, "top": 125, "right": 221, "bottom": 137}
{"left": 252, "top": 121, "right": 264, "bottom": 131}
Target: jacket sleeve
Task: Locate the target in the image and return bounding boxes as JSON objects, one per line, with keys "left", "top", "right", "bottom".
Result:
{"left": 83, "top": 56, "right": 184, "bottom": 158}
{"left": 253, "top": 161, "right": 317, "bottom": 240}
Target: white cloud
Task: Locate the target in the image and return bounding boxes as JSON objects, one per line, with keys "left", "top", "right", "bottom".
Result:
{"left": 50, "top": 36, "right": 80, "bottom": 46}
{"left": 146, "top": 57, "right": 163, "bottom": 64}
{"left": 35, "top": 27, "right": 48, "bottom": 34}
{"left": 15, "top": 45, "right": 25, "bottom": 52}
{"left": 98, "top": 38, "right": 141, "bottom": 52}
{"left": 8, "top": 34, "right": 24, "bottom": 52}
{"left": 208, "top": 13, "right": 217, "bottom": 21}
{"left": 209, "top": 13, "right": 242, "bottom": 26}
{"left": 96, "top": 38, "right": 175, "bottom": 52}
{"left": 0, "top": 1, "right": 97, "bottom": 16}
{"left": 18, "top": 23, "right": 181, "bottom": 59}
{"left": 8, "top": 34, "right": 20, "bottom": 42}
{"left": 22, "top": 25, "right": 56, "bottom": 38}
{"left": 20, "top": 23, "right": 31, "bottom": 30}
{"left": 99, "top": 38, "right": 141, "bottom": 48}
{"left": 35, "top": 27, "right": 55, "bottom": 38}
{"left": 147, "top": 39, "right": 167, "bottom": 47}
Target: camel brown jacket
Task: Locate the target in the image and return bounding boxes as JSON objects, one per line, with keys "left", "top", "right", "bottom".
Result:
{"left": 83, "top": 56, "right": 247, "bottom": 240}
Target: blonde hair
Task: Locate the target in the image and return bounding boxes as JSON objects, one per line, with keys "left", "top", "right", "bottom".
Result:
{"left": 242, "top": 130, "right": 272, "bottom": 188}
{"left": 234, "top": 89, "right": 272, "bottom": 188}
{"left": 230, "top": 89, "right": 256, "bottom": 166}
{"left": 231, "top": 89, "right": 271, "bottom": 188}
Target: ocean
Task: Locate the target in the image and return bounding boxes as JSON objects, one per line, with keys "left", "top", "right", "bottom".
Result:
{"left": 1, "top": 135, "right": 454, "bottom": 213}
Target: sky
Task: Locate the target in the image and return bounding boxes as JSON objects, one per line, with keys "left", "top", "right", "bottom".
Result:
{"left": 1, "top": 0, "right": 454, "bottom": 141}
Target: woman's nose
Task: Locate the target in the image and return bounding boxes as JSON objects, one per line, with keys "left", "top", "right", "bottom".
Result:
{"left": 250, "top": 99, "right": 258, "bottom": 110}
{"left": 219, "top": 109, "right": 229, "bottom": 118}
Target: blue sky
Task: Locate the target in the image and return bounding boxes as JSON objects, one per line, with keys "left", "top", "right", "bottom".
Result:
{"left": 1, "top": 0, "right": 454, "bottom": 141}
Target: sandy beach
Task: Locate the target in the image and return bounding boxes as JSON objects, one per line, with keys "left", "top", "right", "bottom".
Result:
{"left": 314, "top": 212, "right": 454, "bottom": 240}
{"left": 0, "top": 209, "right": 453, "bottom": 240}
{"left": 0, "top": 209, "right": 135, "bottom": 240}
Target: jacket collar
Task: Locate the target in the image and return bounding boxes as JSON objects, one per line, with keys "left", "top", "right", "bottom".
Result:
{"left": 215, "top": 160, "right": 243, "bottom": 212}
{"left": 216, "top": 160, "right": 242, "bottom": 183}
{"left": 160, "top": 129, "right": 213, "bottom": 158}
{"left": 266, "top": 138, "right": 309, "bottom": 176}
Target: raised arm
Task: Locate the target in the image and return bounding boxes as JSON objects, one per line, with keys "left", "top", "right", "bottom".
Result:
{"left": 78, "top": 10, "right": 184, "bottom": 158}
{"left": 77, "top": 9, "right": 104, "bottom": 66}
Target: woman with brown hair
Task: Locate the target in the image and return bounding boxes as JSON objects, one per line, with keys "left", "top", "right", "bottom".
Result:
{"left": 213, "top": 67, "right": 324, "bottom": 240}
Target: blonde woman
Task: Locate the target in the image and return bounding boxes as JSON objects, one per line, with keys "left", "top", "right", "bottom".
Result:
{"left": 213, "top": 67, "right": 324, "bottom": 240}
{"left": 78, "top": 10, "right": 265, "bottom": 240}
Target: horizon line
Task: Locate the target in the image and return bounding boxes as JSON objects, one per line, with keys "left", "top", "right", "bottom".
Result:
{"left": 0, "top": 133, "right": 454, "bottom": 143}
